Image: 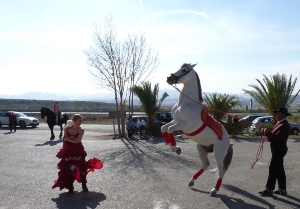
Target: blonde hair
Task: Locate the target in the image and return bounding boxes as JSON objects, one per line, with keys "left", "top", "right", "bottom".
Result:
{"left": 72, "top": 114, "right": 83, "bottom": 122}
{"left": 64, "top": 114, "right": 83, "bottom": 130}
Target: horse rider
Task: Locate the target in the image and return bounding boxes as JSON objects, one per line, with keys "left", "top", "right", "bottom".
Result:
{"left": 53, "top": 101, "right": 61, "bottom": 125}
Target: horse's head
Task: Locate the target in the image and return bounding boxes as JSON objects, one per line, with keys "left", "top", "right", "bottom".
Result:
{"left": 40, "top": 107, "right": 47, "bottom": 119}
{"left": 167, "top": 63, "right": 197, "bottom": 85}
{"left": 167, "top": 63, "right": 203, "bottom": 102}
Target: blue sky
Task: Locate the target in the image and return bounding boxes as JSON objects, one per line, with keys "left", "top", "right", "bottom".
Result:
{"left": 1, "top": 0, "right": 300, "bottom": 96}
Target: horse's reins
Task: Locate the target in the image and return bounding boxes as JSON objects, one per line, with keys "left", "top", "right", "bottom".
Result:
{"left": 171, "top": 83, "right": 266, "bottom": 169}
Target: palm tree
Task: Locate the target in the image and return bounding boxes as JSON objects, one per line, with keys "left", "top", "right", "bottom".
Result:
{"left": 242, "top": 73, "right": 300, "bottom": 117}
{"left": 132, "top": 81, "right": 169, "bottom": 134}
{"left": 204, "top": 93, "right": 240, "bottom": 122}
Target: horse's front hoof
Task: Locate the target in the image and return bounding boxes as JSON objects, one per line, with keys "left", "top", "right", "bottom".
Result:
{"left": 188, "top": 181, "right": 194, "bottom": 187}
{"left": 176, "top": 148, "right": 181, "bottom": 155}
{"left": 210, "top": 188, "right": 217, "bottom": 197}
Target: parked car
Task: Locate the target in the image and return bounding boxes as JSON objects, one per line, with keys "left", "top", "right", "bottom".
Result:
{"left": 155, "top": 112, "right": 173, "bottom": 123}
{"left": 249, "top": 116, "right": 300, "bottom": 135}
{"left": 0, "top": 111, "right": 39, "bottom": 128}
{"left": 238, "top": 115, "right": 263, "bottom": 124}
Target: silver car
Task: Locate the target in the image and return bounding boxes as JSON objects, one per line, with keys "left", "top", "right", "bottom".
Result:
{"left": 250, "top": 116, "right": 300, "bottom": 135}
{"left": 0, "top": 111, "right": 39, "bottom": 128}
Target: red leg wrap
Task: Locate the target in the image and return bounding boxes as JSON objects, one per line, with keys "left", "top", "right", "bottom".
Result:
{"left": 162, "top": 132, "right": 170, "bottom": 144}
{"left": 215, "top": 178, "right": 222, "bottom": 191}
{"left": 193, "top": 168, "right": 204, "bottom": 179}
{"left": 168, "top": 133, "right": 176, "bottom": 146}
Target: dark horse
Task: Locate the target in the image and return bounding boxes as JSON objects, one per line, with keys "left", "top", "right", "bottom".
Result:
{"left": 40, "top": 107, "right": 69, "bottom": 140}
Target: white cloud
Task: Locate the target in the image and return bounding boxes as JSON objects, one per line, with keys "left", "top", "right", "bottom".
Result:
{"left": 140, "top": 10, "right": 208, "bottom": 24}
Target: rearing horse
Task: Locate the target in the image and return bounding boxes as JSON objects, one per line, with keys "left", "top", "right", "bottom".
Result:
{"left": 40, "top": 107, "right": 69, "bottom": 140}
{"left": 161, "top": 63, "right": 233, "bottom": 197}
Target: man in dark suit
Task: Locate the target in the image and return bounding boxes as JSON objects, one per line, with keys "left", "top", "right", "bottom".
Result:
{"left": 259, "top": 107, "right": 291, "bottom": 196}
{"left": 9, "top": 112, "right": 17, "bottom": 133}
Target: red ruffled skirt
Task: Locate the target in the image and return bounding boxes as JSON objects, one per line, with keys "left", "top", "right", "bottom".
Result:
{"left": 52, "top": 141, "right": 103, "bottom": 190}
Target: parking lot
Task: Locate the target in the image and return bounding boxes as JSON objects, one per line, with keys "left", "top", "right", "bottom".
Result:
{"left": 1, "top": 124, "right": 300, "bottom": 209}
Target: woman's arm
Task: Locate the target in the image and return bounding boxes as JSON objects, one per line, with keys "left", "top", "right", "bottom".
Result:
{"left": 62, "top": 128, "right": 69, "bottom": 141}
{"left": 64, "top": 129, "right": 84, "bottom": 143}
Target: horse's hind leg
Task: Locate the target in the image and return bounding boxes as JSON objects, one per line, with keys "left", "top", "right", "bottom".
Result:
{"left": 210, "top": 141, "right": 229, "bottom": 197}
{"left": 59, "top": 124, "right": 63, "bottom": 139}
{"left": 188, "top": 144, "right": 210, "bottom": 186}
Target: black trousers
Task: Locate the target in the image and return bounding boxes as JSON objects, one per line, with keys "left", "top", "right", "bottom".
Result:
{"left": 9, "top": 122, "right": 17, "bottom": 132}
{"left": 127, "top": 128, "right": 135, "bottom": 137}
{"left": 266, "top": 143, "right": 288, "bottom": 191}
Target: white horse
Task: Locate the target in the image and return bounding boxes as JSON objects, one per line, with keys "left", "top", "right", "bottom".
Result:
{"left": 161, "top": 63, "right": 233, "bottom": 197}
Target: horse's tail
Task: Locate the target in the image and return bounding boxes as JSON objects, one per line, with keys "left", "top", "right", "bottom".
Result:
{"left": 64, "top": 114, "right": 69, "bottom": 125}
{"left": 223, "top": 144, "right": 233, "bottom": 171}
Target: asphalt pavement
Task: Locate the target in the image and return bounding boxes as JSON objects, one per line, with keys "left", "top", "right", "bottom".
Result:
{"left": 0, "top": 124, "right": 300, "bottom": 209}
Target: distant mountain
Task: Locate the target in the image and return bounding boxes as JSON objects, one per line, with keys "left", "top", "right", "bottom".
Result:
{"left": 0, "top": 89, "right": 181, "bottom": 102}
{"left": 1, "top": 90, "right": 299, "bottom": 108}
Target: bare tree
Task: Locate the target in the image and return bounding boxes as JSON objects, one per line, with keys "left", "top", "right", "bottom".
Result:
{"left": 84, "top": 17, "right": 159, "bottom": 137}
{"left": 127, "top": 34, "right": 159, "bottom": 115}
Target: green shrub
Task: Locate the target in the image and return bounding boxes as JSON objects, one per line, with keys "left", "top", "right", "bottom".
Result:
{"left": 146, "top": 122, "right": 163, "bottom": 137}
{"left": 223, "top": 122, "right": 251, "bottom": 136}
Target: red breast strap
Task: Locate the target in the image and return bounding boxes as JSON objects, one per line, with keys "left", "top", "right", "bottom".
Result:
{"left": 185, "top": 107, "right": 222, "bottom": 140}
{"left": 186, "top": 123, "right": 207, "bottom": 137}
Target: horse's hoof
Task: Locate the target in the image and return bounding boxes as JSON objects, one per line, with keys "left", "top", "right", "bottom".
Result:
{"left": 176, "top": 148, "right": 181, "bottom": 155}
{"left": 188, "top": 181, "right": 194, "bottom": 187}
{"left": 210, "top": 188, "right": 217, "bottom": 197}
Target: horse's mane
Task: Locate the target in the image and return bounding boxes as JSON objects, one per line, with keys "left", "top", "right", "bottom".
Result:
{"left": 194, "top": 71, "right": 203, "bottom": 102}
{"left": 40, "top": 107, "right": 53, "bottom": 113}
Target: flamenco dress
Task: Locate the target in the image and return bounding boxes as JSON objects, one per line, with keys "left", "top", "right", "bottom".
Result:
{"left": 52, "top": 130, "right": 103, "bottom": 191}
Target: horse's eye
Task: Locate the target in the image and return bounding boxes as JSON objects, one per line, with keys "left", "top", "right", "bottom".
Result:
{"left": 183, "top": 69, "right": 187, "bottom": 73}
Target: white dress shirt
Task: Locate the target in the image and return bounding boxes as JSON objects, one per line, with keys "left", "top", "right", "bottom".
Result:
{"left": 137, "top": 120, "right": 146, "bottom": 128}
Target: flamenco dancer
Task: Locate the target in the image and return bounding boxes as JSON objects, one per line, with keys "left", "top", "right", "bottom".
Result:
{"left": 52, "top": 114, "right": 103, "bottom": 193}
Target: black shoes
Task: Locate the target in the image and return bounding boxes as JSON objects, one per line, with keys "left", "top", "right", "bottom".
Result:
{"left": 68, "top": 184, "right": 74, "bottom": 194}
{"left": 273, "top": 189, "right": 287, "bottom": 196}
{"left": 258, "top": 189, "right": 273, "bottom": 196}
{"left": 81, "top": 175, "right": 89, "bottom": 192}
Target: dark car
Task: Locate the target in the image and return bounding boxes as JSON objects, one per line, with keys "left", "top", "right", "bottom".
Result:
{"left": 155, "top": 112, "right": 173, "bottom": 123}
{"left": 131, "top": 116, "right": 166, "bottom": 133}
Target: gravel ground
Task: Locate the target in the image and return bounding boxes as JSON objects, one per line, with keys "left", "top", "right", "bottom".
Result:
{"left": 0, "top": 124, "right": 300, "bottom": 209}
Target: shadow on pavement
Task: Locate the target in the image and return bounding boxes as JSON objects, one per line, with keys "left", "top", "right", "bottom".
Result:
{"left": 221, "top": 184, "right": 300, "bottom": 209}
{"left": 291, "top": 138, "right": 300, "bottom": 143}
{"left": 35, "top": 139, "right": 62, "bottom": 147}
{"left": 273, "top": 194, "right": 300, "bottom": 208}
{"left": 115, "top": 137, "right": 200, "bottom": 172}
{"left": 51, "top": 191, "right": 106, "bottom": 209}
{"left": 191, "top": 185, "right": 274, "bottom": 209}
{"left": 232, "top": 137, "right": 262, "bottom": 143}
{"left": 4, "top": 131, "right": 12, "bottom": 135}
{"left": 221, "top": 184, "right": 275, "bottom": 208}
{"left": 0, "top": 126, "right": 38, "bottom": 131}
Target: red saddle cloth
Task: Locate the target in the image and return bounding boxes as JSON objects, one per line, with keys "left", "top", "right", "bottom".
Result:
{"left": 186, "top": 107, "right": 223, "bottom": 140}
